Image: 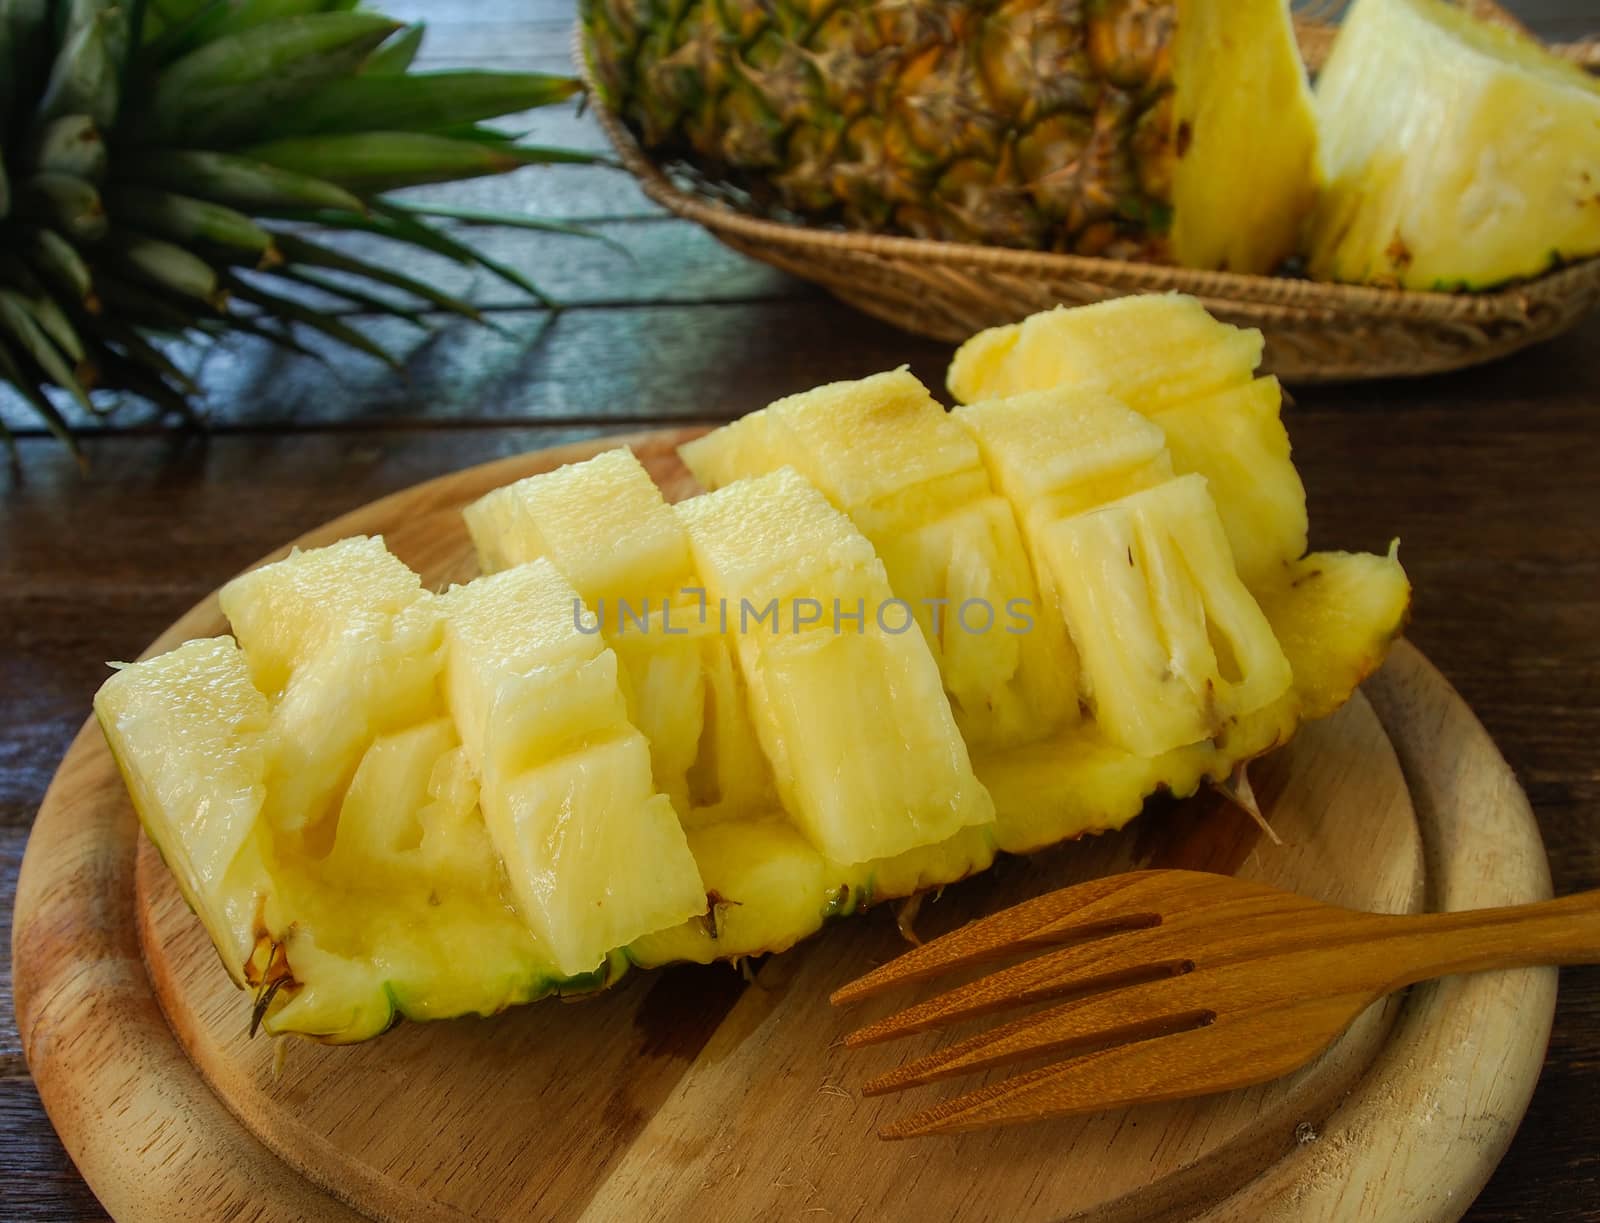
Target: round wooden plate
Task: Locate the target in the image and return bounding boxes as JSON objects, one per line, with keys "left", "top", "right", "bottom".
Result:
{"left": 13, "top": 431, "right": 1558, "bottom": 1223}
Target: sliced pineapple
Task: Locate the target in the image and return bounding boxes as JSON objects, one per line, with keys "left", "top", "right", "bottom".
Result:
{"left": 949, "top": 297, "right": 1306, "bottom": 587}
{"left": 681, "top": 370, "right": 1074, "bottom": 747}
{"left": 101, "top": 296, "right": 1413, "bottom": 1043}
{"left": 96, "top": 637, "right": 274, "bottom": 983}
{"left": 95, "top": 636, "right": 563, "bottom": 1042}
{"left": 219, "top": 537, "right": 444, "bottom": 846}
{"left": 464, "top": 448, "right": 773, "bottom": 823}
{"left": 676, "top": 468, "right": 995, "bottom": 865}
{"left": 1309, "top": 0, "right": 1600, "bottom": 289}
{"left": 1038, "top": 475, "right": 1293, "bottom": 757}
{"left": 1147, "top": 376, "right": 1307, "bottom": 587}
{"left": 948, "top": 294, "right": 1262, "bottom": 412}
{"left": 441, "top": 559, "right": 707, "bottom": 977}
{"left": 1170, "top": 0, "right": 1320, "bottom": 274}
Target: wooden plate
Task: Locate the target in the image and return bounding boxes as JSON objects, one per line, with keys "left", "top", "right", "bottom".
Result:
{"left": 13, "top": 431, "right": 1559, "bottom": 1222}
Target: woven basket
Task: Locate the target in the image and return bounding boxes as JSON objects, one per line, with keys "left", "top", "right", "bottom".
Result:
{"left": 580, "top": 12, "right": 1600, "bottom": 383}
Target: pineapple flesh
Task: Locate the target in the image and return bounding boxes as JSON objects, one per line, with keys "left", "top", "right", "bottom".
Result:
{"left": 680, "top": 370, "right": 1074, "bottom": 748}
{"left": 675, "top": 468, "right": 996, "bottom": 866}
{"left": 1308, "top": 0, "right": 1600, "bottom": 289}
{"left": 440, "top": 559, "right": 707, "bottom": 978}
{"left": 100, "top": 298, "right": 1411, "bottom": 1041}
{"left": 949, "top": 294, "right": 1306, "bottom": 588}
{"left": 464, "top": 449, "right": 772, "bottom": 823}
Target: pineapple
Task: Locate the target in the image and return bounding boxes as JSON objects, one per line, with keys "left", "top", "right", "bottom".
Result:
{"left": 99, "top": 300, "right": 1412, "bottom": 1042}
{"left": 95, "top": 634, "right": 563, "bottom": 1043}
{"left": 580, "top": 0, "right": 1318, "bottom": 271}
{"left": 218, "top": 537, "right": 443, "bottom": 848}
{"left": 0, "top": 1, "right": 592, "bottom": 459}
{"left": 676, "top": 468, "right": 996, "bottom": 865}
{"left": 1308, "top": 0, "right": 1600, "bottom": 289}
{"left": 464, "top": 449, "right": 773, "bottom": 822}
{"left": 680, "top": 370, "right": 1074, "bottom": 748}
{"left": 440, "top": 559, "right": 707, "bottom": 978}
{"left": 949, "top": 295, "right": 1306, "bottom": 588}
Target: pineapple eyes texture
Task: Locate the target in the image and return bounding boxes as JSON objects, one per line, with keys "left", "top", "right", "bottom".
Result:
{"left": 99, "top": 296, "right": 1409, "bottom": 1042}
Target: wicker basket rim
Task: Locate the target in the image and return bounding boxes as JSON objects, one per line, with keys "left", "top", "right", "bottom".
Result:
{"left": 577, "top": 17, "right": 1600, "bottom": 328}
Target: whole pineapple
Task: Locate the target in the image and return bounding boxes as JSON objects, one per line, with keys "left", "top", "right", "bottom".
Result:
{"left": 581, "top": 0, "right": 1319, "bottom": 272}
{"left": 0, "top": 0, "right": 590, "bottom": 460}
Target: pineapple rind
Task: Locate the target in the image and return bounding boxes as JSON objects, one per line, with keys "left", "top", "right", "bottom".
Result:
{"left": 628, "top": 818, "right": 998, "bottom": 967}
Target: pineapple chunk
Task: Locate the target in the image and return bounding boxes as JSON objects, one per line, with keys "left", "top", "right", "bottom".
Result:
{"left": 955, "top": 385, "right": 1174, "bottom": 524}
{"left": 441, "top": 560, "right": 706, "bottom": 976}
{"left": 948, "top": 295, "right": 1261, "bottom": 412}
{"left": 219, "top": 538, "right": 445, "bottom": 843}
{"left": 464, "top": 448, "right": 773, "bottom": 821}
{"left": 1170, "top": 0, "right": 1320, "bottom": 274}
{"left": 95, "top": 637, "right": 274, "bottom": 982}
{"left": 1147, "top": 376, "right": 1307, "bottom": 588}
{"left": 677, "top": 469, "right": 995, "bottom": 865}
{"left": 950, "top": 298, "right": 1307, "bottom": 586}
{"left": 1038, "top": 476, "right": 1293, "bottom": 756}
{"left": 681, "top": 370, "right": 1074, "bottom": 747}
{"left": 464, "top": 448, "right": 691, "bottom": 602}
{"left": 1309, "top": 0, "right": 1600, "bottom": 289}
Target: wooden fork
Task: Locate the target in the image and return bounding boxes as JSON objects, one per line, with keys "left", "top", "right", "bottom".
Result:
{"left": 830, "top": 870, "right": 1600, "bottom": 1139}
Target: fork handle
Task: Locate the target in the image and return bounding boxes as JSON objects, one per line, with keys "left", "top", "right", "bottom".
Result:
{"left": 1381, "top": 890, "right": 1600, "bottom": 988}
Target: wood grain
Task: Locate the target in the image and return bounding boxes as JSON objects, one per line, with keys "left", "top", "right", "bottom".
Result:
{"left": 10, "top": 432, "right": 1555, "bottom": 1222}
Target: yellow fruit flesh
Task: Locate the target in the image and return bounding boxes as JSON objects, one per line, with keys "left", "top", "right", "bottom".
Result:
{"left": 676, "top": 469, "right": 995, "bottom": 866}
{"left": 1170, "top": 0, "right": 1320, "bottom": 274}
{"left": 948, "top": 295, "right": 1262, "bottom": 412}
{"left": 102, "top": 299, "right": 1411, "bottom": 1042}
{"left": 441, "top": 560, "right": 706, "bottom": 977}
{"left": 219, "top": 537, "right": 443, "bottom": 845}
{"left": 1309, "top": 0, "right": 1600, "bottom": 289}
{"left": 463, "top": 448, "right": 772, "bottom": 822}
{"left": 681, "top": 370, "right": 1073, "bottom": 748}
{"left": 949, "top": 295, "right": 1305, "bottom": 589}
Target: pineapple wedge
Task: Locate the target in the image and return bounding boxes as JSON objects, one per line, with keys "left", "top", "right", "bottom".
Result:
{"left": 441, "top": 559, "right": 707, "bottom": 977}
{"left": 1309, "top": 0, "right": 1600, "bottom": 289}
{"left": 676, "top": 469, "right": 995, "bottom": 865}
{"left": 1170, "top": 0, "right": 1321, "bottom": 274}
{"left": 949, "top": 295, "right": 1306, "bottom": 588}
{"left": 681, "top": 370, "right": 1074, "bottom": 747}
{"left": 464, "top": 449, "right": 772, "bottom": 822}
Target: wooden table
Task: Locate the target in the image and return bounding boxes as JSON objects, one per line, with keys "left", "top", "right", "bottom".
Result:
{"left": 3, "top": 2, "right": 1596, "bottom": 1218}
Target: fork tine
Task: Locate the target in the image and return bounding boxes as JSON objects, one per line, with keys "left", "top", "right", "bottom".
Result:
{"left": 830, "top": 873, "right": 1167, "bottom": 1006}
{"left": 845, "top": 926, "right": 1194, "bottom": 1048}
{"left": 878, "top": 993, "right": 1365, "bottom": 1139}
{"left": 862, "top": 971, "right": 1216, "bottom": 1096}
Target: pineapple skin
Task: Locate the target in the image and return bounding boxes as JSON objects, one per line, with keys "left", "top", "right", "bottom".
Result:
{"left": 581, "top": 0, "right": 1316, "bottom": 270}
{"left": 1309, "top": 0, "right": 1600, "bottom": 289}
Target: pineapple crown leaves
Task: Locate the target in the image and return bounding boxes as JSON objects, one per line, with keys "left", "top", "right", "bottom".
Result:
{"left": 0, "top": 0, "right": 605, "bottom": 466}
